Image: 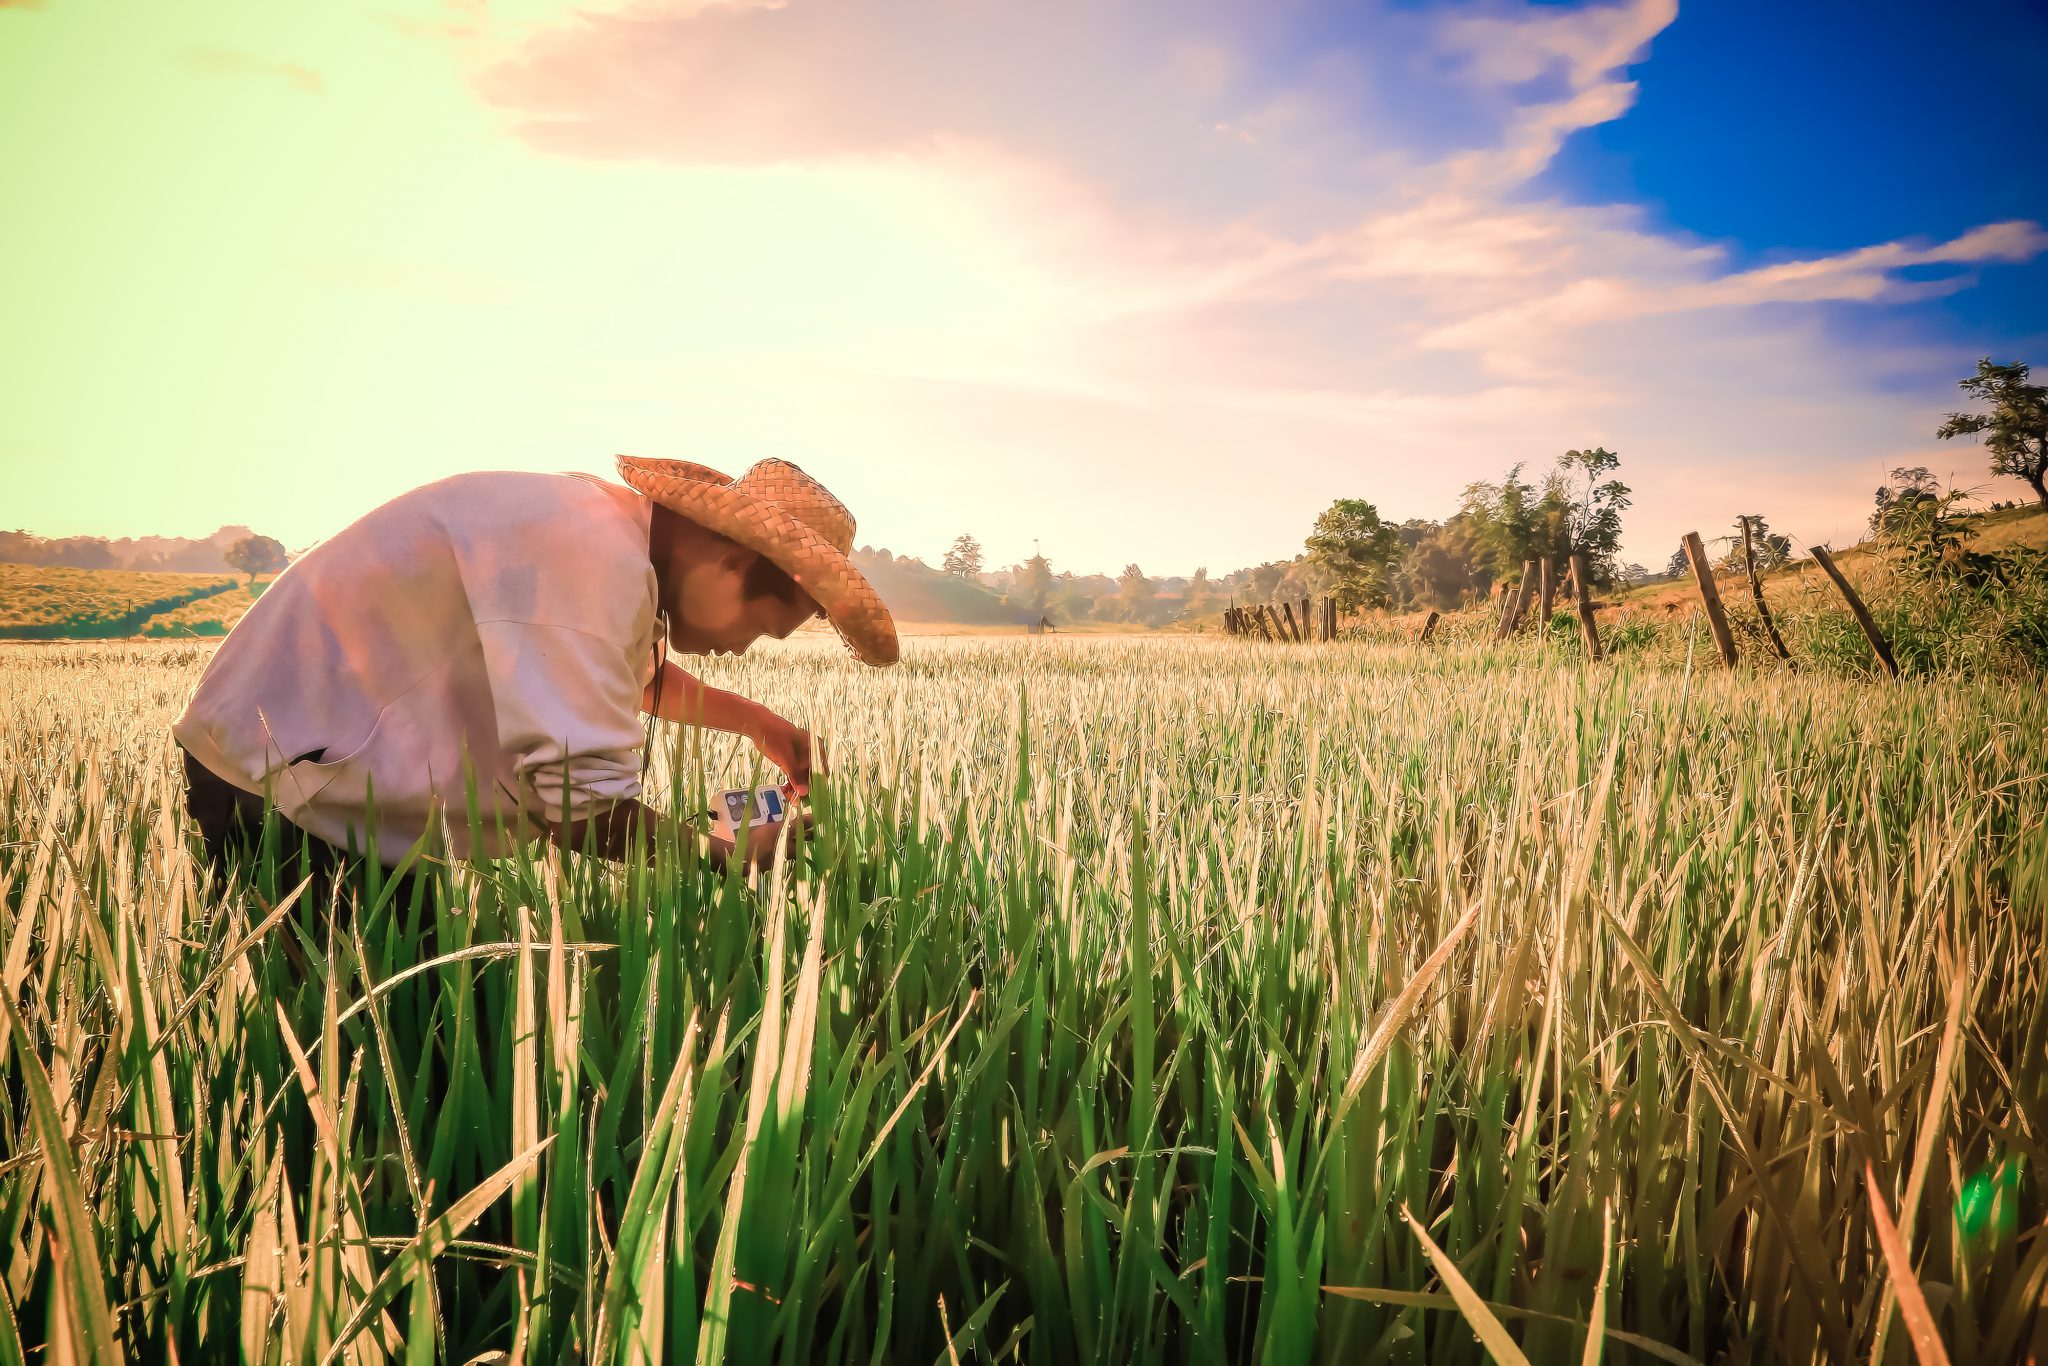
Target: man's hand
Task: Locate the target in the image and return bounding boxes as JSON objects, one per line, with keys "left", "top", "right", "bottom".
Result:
{"left": 642, "top": 664, "right": 828, "bottom": 798}
{"left": 751, "top": 713, "right": 827, "bottom": 796}
{"left": 706, "top": 812, "right": 809, "bottom": 875}
{"left": 539, "top": 796, "right": 809, "bottom": 874}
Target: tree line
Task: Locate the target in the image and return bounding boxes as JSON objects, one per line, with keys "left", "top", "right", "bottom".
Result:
{"left": 0, "top": 527, "right": 289, "bottom": 586}
{"left": 918, "top": 355, "right": 2044, "bottom": 627}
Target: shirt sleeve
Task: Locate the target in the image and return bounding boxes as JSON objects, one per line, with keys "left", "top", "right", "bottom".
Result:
{"left": 474, "top": 618, "right": 646, "bottom": 825}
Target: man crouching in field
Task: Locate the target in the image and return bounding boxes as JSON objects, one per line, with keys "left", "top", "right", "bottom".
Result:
{"left": 171, "top": 455, "right": 898, "bottom": 911}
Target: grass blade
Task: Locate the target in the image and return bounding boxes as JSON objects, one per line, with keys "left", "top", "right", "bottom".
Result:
{"left": 0, "top": 992, "right": 121, "bottom": 1364}
{"left": 1865, "top": 1163, "right": 1953, "bottom": 1366}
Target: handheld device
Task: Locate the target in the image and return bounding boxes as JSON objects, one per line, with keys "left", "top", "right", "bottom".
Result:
{"left": 711, "top": 783, "right": 795, "bottom": 841}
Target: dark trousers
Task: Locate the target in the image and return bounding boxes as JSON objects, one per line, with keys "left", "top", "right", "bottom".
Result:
{"left": 178, "top": 742, "right": 427, "bottom": 922}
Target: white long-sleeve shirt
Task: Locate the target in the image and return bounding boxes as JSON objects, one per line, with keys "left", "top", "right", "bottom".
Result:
{"left": 172, "top": 469, "right": 661, "bottom": 864}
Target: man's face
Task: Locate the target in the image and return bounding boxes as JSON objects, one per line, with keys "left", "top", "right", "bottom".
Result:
{"left": 662, "top": 546, "right": 820, "bottom": 657}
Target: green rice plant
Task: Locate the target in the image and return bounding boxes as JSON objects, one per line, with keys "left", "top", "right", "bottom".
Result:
{"left": 0, "top": 636, "right": 2042, "bottom": 1362}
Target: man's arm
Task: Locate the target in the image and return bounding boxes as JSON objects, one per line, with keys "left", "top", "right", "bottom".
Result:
{"left": 641, "top": 660, "right": 769, "bottom": 733}
{"left": 641, "top": 659, "right": 826, "bottom": 794}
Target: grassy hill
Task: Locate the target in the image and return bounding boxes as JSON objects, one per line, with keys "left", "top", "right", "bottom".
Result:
{"left": 136, "top": 578, "right": 276, "bottom": 637}
{"left": 1608, "top": 502, "right": 2048, "bottom": 615}
{"left": 1188, "top": 503, "right": 2048, "bottom": 672}
{"left": 849, "top": 553, "right": 1034, "bottom": 626}
{"left": 1333, "top": 503, "right": 2048, "bottom": 674}
{"left": 0, "top": 563, "right": 242, "bottom": 639}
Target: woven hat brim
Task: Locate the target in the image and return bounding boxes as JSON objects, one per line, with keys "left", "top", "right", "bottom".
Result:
{"left": 616, "top": 456, "right": 900, "bottom": 666}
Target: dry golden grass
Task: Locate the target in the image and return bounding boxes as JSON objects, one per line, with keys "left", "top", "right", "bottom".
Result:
{"left": 0, "top": 562, "right": 236, "bottom": 632}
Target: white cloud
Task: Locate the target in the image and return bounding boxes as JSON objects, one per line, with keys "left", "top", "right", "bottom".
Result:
{"left": 415, "top": 0, "right": 2044, "bottom": 570}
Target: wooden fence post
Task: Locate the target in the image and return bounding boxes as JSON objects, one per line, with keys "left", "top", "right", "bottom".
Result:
{"left": 1496, "top": 559, "right": 1538, "bottom": 640}
{"left": 1810, "top": 546, "right": 1900, "bottom": 679}
{"left": 1740, "top": 517, "right": 1794, "bottom": 666}
{"left": 1537, "top": 557, "right": 1556, "bottom": 631}
{"left": 1419, "top": 609, "right": 1441, "bottom": 645}
{"left": 1326, "top": 596, "right": 1337, "bottom": 641}
{"left": 1280, "top": 601, "right": 1300, "bottom": 642}
{"left": 1682, "top": 532, "right": 1739, "bottom": 669}
{"left": 1569, "top": 555, "right": 1603, "bottom": 661}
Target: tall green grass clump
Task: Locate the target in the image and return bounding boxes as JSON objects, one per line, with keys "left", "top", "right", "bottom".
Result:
{"left": 1, "top": 637, "right": 2043, "bottom": 1362}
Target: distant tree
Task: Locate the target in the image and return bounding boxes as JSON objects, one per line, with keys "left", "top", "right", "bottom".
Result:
{"left": 1395, "top": 518, "right": 1437, "bottom": 551}
{"left": 224, "top": 534, "right": 287, "bottom": 588}
{"left": 1665, "top": 546, "right": 1692, "bottom": 579}
{"left": 52, "top": 538, "right": 117, "bottom": 569}
{"left": 1385, "top": 518, "right": 1463, "bottom": 608}
{"left": 1938, "top": 357, "right": 2048, "bottom": 508}
{"left": 1305, "top": 498, "right": 1402, "bottom": 610}
{"left": 1618, "top": 562, "right": 1652, "bottom": 585}
{"left": 1722, "top": 514, "right": 1792, "bottom": 572}
{"left": 1870, "top": 466, "right": 1940, "bottom": 539}
{"left": 1183, "top": 566, "right": 1220, "bottom": 617}
{"left": 1863, "top": 467, "right": 2008, "bottom": 583}
{"left": 1017, "top": 553, "right": 1055, "bottom": 617}
{"left": 1280, "top": 556, "right": 1338, "bottom": 599}
{"left": 941, "top": 533, "right": 985, "bottom": 579}
{"left": 1397, "top": 539, "right": 1464, "bottom": 608}
{"left": 1555, "top": 447, "right": 1632, "bottom": 586}
{"left": 0, "top": 530, "right": 39, "bottom": 566}
{"left": 1113, "top": 563, "right": 1154, "bottom": 623}
{"left": 1244, "top": 560, "right": 1292, "bottom": 601}
{"left": 1458, "top": 465, "right": 1542, "bottom": 579}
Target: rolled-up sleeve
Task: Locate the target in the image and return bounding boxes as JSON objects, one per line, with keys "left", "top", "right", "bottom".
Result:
{"left": 474, "top": 618, "right": 645, "bottom": 825}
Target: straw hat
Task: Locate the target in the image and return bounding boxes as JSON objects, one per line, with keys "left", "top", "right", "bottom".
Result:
{"left": 614, "top": 454, "right": 899, "bottom": 666}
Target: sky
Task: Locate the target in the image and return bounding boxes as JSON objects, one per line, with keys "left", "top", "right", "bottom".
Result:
{"left": 3, "top": 0, "right": 2044, "bottom": 578}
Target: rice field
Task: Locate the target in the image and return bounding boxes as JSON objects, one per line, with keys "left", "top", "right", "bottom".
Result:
{"left": 1, "top": 636, "right": 2043, "bottom": 1363}
{"left": 0, "top": 564, "right": 237, "bottom": 637}
{"left": 135, "top": 579, "right": 274, "bottom": 639}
